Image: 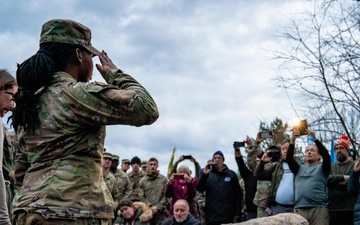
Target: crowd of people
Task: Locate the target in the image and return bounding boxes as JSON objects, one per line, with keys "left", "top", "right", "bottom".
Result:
{"left": 0, "top": 18, "right": 359, "bottom": 225}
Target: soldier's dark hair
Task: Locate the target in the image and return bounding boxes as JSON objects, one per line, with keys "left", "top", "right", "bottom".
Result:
{"left": 12, "top": 42, "right": 83, "bottom": 133}
{"left": 148, "top": 157, "right": 158, "bottom": 164}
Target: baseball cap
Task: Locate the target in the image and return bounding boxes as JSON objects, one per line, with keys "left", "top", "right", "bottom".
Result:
{"left": 112, "top": 154, "right": 120, "bottom": 161}
{"left": 39, "top": 19, "right": 100, "bottom": 55}
{"left": 103, "top": 152, "right": 113, "bottom": 159}
{"left": 122, "top": 159, "right": 130, "bottom": 164}
{"left": 141, "top": 160, "right": 148, "bottom": 167}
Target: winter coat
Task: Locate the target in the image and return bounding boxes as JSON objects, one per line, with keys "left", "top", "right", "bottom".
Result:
{"left": 161, "top": 214, "right": 200, "bottom": 225}
{"left": 165, "top": 178, "right": 197, "bottom": 218}
{"left": 113, "top": 201, "right": 153, "bottom": 225}
{"left": 196, "top": 164, "right": 243, "bottom": 224}
{"left": 347, "top": 169, "right": 360, "bottom": 224}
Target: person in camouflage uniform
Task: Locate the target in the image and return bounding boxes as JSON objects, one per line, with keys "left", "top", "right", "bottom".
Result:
{"left": 121, "top": 158, "right": 131, "bottom": 173}
{"left": 139, "top": 157, "right": 168, "bottom": 225}
{"left": 128, "top": 156, "right": 145, "bottom": 202}
{"left": 102, "top": 152, "right": 119, "bottom": 207}
{"left": 112, "top": 163, "right": 132, "bottom": 204}
{"left": 109, "top": 153, "right": 132, "bottom": 203}
{"left": 141, "top": 160, "right": 148, "bottom": 174}
{"left": 0, "top": 69, "right": 17, "bottom": 225}
{"left": 11, "top": 19, "right": 159, "bottom": 225}
{"left": 110, "top": 154, "right": 120, "bottom": 174}
{"left": 247, "top": 134, "right": 275, "bottom": 218}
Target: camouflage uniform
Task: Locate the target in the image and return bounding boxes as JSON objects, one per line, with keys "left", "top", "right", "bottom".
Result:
{"left": 247, "top": 143, "right": 272, "bottom": 218}
{"left": 112, "top": 169, "right": 132, "bottom": 203}
{"left": 104, "top": 172, "right": 118, "bottom": 206}
{"left": 13, "top": 20, "right": 159, "bottom": 222}
{"left": 138, "top": 173, "right": 168, "bottom": 225}
{"left": 128, "top": 171, "right": 145, "bottom": 201}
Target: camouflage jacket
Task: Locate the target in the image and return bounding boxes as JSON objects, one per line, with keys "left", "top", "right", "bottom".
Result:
{"left": 112, "top": 169, "right": 132, "bottom": 202}
{"left": 104, "top": 171, "right": 118, "bottom": 201}
{"left": 13, "top": 70, "right": 159, "bottom": 219}
{"left": 247, "top": 142, "right": 272, "bottom": 208}
{"left": 128, "top": 171, "right": 145, "bottom": 201}
{"left": 138, "top": 173, "right": 168, "bottom": 213}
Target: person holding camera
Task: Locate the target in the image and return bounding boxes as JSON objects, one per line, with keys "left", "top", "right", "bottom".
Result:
{"left": 254, "top": 138, "right": 296, "bottom": 216}
{"left": 196, "top": 150, "right": 243, "bottom": 225}
{"left": 234, "top": 139, "right": 258, "bottom": 221}
{"left": 286, "top": 129, "right": 331, "bottom": 225}
{"left": 247, "top": 132, "right": 276, "bottom": 218}
{"left": 165, "top": 165, "right": 197, "bottom": 218}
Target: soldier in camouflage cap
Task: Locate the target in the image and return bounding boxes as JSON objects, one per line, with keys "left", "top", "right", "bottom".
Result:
{"left": 12, "top": 18, "right": 159, "bottom": 225}
{"left": 112, "top": 154, "right": 120, "bottom": 161}
{"left": 101, "top": 152, "right": 119, "bottom": 208}
{"left": 110, "top": 154, "right": 120, "bottom": 174}
{"left": 141, "top": 160, "right": 148, "bottom": 173}
{"left": 121, "top": 158, "right": 131, "bottom": 173}
{"left": 39, "top": 19, "right": 100, "bottom": 55}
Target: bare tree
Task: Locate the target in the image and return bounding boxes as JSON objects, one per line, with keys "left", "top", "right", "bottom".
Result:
{"left": 273, "top": 0, "right": 360, "bottom": 151}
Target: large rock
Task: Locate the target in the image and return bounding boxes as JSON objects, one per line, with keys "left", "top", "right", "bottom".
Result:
{"left": 234, "top": 213, "right": 309, "bottom": 225}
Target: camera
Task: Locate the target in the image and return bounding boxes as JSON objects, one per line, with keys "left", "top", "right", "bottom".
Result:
{"left": 233, "top": 141, "right": 245, "bottom": 148}
{"left": 297, "top": 119, "right": 308, "bottom": 135}
{"left": 267, "top": 150, "right": 280, "bottom": 161}
{"left": 267, "top": 145, "right": 281, "bottom": 161}
{"left": 260, "top": 131, "right": 273, "bottom": 139}
{"left": 209, "top": 164, "right": 218, "bottom": 171}
{"left": 182, "top": 155, "right": 191, "bottom": 160}
{"left": 173, "top": 174, "right": 184, "bottom": 180}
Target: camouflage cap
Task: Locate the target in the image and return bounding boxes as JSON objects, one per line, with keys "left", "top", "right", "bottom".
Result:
{"left": 112, "top": 154, "right": 119, "bottom": 161}
{"left": 141, "top": 160, "right": 148, "bottom": 167}
{"left": 39, "top": 19, "right": 100, "bottom": 55}
{"left": 122, "top": 159, "right": 130, "bottom": 164}
{"left": 102, "top": 152, "right": 113, "bottom": 159}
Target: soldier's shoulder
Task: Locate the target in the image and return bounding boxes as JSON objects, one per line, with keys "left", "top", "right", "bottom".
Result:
{"left": 108, "top": 172, "right": 116, "bottom": 179}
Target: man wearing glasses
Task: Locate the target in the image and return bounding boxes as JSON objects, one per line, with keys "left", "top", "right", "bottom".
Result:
{"left": 327, "top": 135, "right": 356, "bottom": 225}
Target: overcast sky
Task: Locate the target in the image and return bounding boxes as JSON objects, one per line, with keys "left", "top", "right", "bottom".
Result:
{"left": 0, "top": 1, "right": 310, "bottom": 175}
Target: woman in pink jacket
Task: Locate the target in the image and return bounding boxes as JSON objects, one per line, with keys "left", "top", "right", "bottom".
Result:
{"left": 165, "top": 165, "right": 197, "bottom": 218}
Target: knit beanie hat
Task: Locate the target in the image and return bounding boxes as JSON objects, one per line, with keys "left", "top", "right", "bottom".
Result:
{"left": 130, "top": 156, "right": 141, "bottom": 165}
{"left": 335, "top": 135, "right": 350, "bottom": 153}
{"left": 213, "top": 150, "right": 225, "bottom": 161}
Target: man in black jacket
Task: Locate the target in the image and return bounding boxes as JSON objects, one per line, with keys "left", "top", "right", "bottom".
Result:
{"left": 196, "top": 150, "right": 243, "bottom": 225}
